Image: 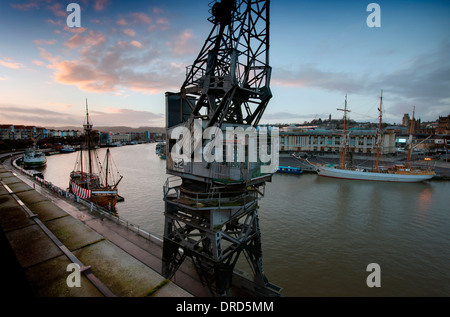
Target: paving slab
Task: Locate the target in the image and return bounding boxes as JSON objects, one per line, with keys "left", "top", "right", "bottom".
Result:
{"left": 14, "top": 188, "right": 48, "bottom": 205}
{"left": 24, "top": 254, "right": 104, "bottom": 297}
{"left": 0, "top": 192, "right": 22, "bottom": 209}
{"left": 1, "top": 175, "right": 22, "bottom": 186}
{"left": 0, "top": 202, "right": 34, "bottom": 232}
{"left": 0, "top": 185, "right": 9, "bottom": 196}
{"left": 5, "top": 181, "right": 33, "bottom": 193}
{"left": 45, "top": 215, "right": 104, "bottom": 251}
{"left": 0, "top": 171, "right": 14, "bottom": 178}
{"left": 152, "top": 280, "right": 193, "bottom": 297}
{"left": 27, "top": 200, "right": 69, "bottom": 222}
{"left": 6, "top": 224, "right": 63, "bottom": 268}
{"left": 73, "top": 239, "right": 167, "bottom": 297}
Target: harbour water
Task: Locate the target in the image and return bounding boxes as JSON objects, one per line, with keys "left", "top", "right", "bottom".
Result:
{"left": 39, "top": 143, "right": 450, "bottom": 297}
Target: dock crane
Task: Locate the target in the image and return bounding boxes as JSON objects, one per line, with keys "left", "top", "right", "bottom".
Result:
{"left": 162, "top": 0, "right": 281, "bottom": 296}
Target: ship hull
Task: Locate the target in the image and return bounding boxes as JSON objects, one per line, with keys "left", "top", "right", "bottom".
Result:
{"left": 69, "top": 178, "right": 118, "bottom": 211}
{"left": 316, "top": 166, "right": 434, "bottom": 183}
{"left": 23, "top": 159, "right": 47, "bottom": 167}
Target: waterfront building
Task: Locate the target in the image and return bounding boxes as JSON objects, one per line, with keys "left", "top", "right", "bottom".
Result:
{"left": 279, "top": 128, "right": 396, "bottom": 154}
{"left": 109, "top": 133, "right": 131, "bottom": 144}
{"left": 0, "top": 125, "right": 46, "bottom": 140}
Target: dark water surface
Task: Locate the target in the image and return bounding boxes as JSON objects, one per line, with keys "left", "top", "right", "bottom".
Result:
{"left": 40, "top": 143, "right": 450, "bottom": 296}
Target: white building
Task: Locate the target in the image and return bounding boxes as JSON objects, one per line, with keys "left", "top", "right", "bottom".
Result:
{"left": 279, "top": 129, "right": 396, "bottom": 154}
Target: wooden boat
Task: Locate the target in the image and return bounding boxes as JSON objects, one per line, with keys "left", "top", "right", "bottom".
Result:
{"left": 69, "top": 100, "right": 123, "bottom": 211}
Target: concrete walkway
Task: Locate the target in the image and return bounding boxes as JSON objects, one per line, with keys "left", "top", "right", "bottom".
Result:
{"left": 0, "top": 163, "right": 193, "bottom": 297}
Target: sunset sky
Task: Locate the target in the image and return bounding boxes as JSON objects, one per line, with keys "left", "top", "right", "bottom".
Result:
{"left": 0, "top": 0, "right": 449, "bottom": 128}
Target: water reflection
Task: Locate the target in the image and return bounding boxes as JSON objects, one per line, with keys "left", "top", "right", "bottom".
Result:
{"left": 40, "top": 145, "right": 450, "bottom": 296}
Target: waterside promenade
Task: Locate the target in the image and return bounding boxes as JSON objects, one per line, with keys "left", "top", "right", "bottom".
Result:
{"left": 0, "top": 153, "right": 195, "bottom": 297}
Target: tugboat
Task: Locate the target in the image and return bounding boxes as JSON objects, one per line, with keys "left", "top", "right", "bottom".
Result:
{"left": 69, "top": 100, "right": 123, "bottom": 211}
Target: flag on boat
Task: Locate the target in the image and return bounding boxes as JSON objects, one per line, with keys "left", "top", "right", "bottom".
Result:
{"left": 71, "top": 182, "right": 92, "bottom": 199}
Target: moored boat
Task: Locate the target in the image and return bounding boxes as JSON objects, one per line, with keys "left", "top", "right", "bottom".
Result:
{"left": 156, "top": 141, "right": 166, "bottom": 159}
{"left": 277, "top": 166, "right": 303, "bottom": 174}
{"left": 69, "top": 100, "right": 123, "bottom": 211}
{"left": 60, "top": 145, "right": 76, "bottom": 153}
{"left": 295, "top": 91, "right": 435, "bottom": 183}
{"left": 23, "top": 146, "right": 47, "bottom": 167}
{"left": 314, "top": 164, "right": 434, "bottom": 182}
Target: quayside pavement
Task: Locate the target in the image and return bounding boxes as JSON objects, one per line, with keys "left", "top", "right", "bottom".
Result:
{"left": 0, "top": 156, "right": 199, "bottom": 297}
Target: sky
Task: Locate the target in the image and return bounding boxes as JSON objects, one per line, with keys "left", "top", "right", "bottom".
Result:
{"left": 0, "top": 0, "right": 449, "bottom": 128}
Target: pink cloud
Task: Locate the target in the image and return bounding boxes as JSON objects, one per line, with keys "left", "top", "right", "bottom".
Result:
{"left": 94, "top": 0, "right": 111, "bottom": 11}
{"left": 10, "top": 2, "right": 39, "bottom": 11}
{"left": 123, "top": 28, "right": 136, "bottom": 37}
{"left": 63, "top": 26, "right": 88, "bottom": 34}
{"left": 168, "top": 29, "right": 196, "bottom": 56}
{"left": 130, "top": 40, "right": 142, "bottom": 48}
{"left": 0, "top": 58, "right": 24, "bottom": 69}
{"left": 47, "top": 2, "right": 66, "bottom": 17}
{"left": 33, "top": 39, "right": 57, "bottom": 45}
{"left": 116, "top": 18, "right": 127, "bottom": 26}
{"left": 32, "top": 60, "right": 44, "bottom": 66}
{"left": 65, "top": 30, "right": 105, "bottom": 49}
{"left": 46, "top": 18, "right": 63, "bottom": 26}
{"left": 132, "top": 13, "right": 151, "bottom": 24}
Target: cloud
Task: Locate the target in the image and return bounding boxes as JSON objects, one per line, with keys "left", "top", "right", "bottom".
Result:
{"left": 94, "top": 0, "right": 111, "bottom": 11}
{"left": 0, "top": 57, "right": 24, "bottom": 69}
{"left": 168, "top": 29, "right": 197, "bottom": 56}
{"left": 10, "top": 2, "right": 39, "bottom": 11}
{"left": 64, "top": 30, "right": 105, "bottom": 49}
{"left": 116, "top": 18, "right": 127, "bottom": 26}
{"left": 0, "top": 104, "right": 164, "bottom": 127}
{"left": 262, "top": 112, "right": 328, "bottom": 120}
{"left": 272, "top": 42, "right": 450, "bottom": 121}
{"left": 131, "top": 13, "right": 151, "bottom": 24}
{"left": 272, "top": 66, "right": 368, "bottom": 94}
{"left": 123, "top": 28, "right": 136, "bottom": 37}
{"left": 0, "top": 104, "right": 82, "bottom": 126}
{"left": 46, "top": 2, "right": 66, "bottom": 17}
{"left": 33, "top": 39, "right": 57, "bottom": 45}
{"left": 130, "top": 40, "right": 142, "bottom": 48}
{"left": 90, "top": 108, "right": 165, "bottom": 127}
{"left": 32, "top": 59, "right": 44, "bottom": 66}
{"left": 38, "top": 24, "right": 184, "bottom": 94}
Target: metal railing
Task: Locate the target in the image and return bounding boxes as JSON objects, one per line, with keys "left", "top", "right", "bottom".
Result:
{"left": 163, "top": 176, "right": 263, "bottom": 210}
{"left": 12, "top": 157, "right": 163, "bottom": 243}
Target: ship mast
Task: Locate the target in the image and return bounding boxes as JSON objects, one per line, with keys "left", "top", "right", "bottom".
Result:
{"left": 105, "top": 148, "right": 109, "bottom": 188}
{"left": 406, "top": 106, "right": 415, "bottom": 168}
{"left": 83, "top": 99, "right": 93, "bottom": 177}
{"left": 337, "top": 95, "right": 351, "bottom": 169}
{"left": 375, "top": 90, "right": 383, "bottom": 171}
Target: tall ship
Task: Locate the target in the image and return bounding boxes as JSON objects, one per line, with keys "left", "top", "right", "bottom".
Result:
{"left": 69, "top": 100, "right": 123, "bottom": 211}
{"left": 297, "top": 91, "right": 435, "bottom": 182}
